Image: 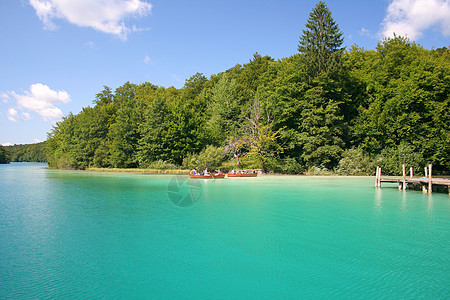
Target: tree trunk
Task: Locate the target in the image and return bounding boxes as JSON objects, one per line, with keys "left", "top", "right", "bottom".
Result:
{"left": 258, "top": 156, "right": 265, "bottom": 173}
{"left": 234, "top": 154, "right": 242, "bottom": 169}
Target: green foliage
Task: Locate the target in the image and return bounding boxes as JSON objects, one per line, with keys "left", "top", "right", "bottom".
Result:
{"left": 224, "top": 98, "right": 283, "bottom": 172}
{"left": 207, "top": 73, "right": 242, "bottom": 143}
{"left": 298, "top": 1, "right": 344, "bottom": 78}
{"left": 305, "top": 166, "right": 334, "bottom": 175}
{"left": 350, "top": 35, "right": 449, "bottom": 172}
{"left": 0, "top": 145, "right": 10, "bottom": 164}
{"left": 5, "top": 142, "right": 46, "bottom": 162}
{"left": 182, "top": 145, "right": 225, "bottom": 171}
{"left": 108, "top": 97, "right": 143, "bottom": 168}
{"left": 336, "top": 148, "right": 375, "bottom": 175}
{"left": 379, "top": 142, "right": 425, "bottom": 176}
{"left": 297, "top": 77, "right": 346, "bottom": 169}
{"left": 144, "top": 160, "right": 180, "bottom": 170}
{"left": 43, "top": 5, "right": 449, "bottom": 175}
{"left": 263, "top": 157, "right": 304, "bottom": 174}
{"left": 93, "top": 86, "right": 113, "bottom": 106}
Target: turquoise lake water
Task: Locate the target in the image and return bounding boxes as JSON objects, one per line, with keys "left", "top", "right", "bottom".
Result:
{"left": 1, "top": 163, "right": 449, "bottom": 299}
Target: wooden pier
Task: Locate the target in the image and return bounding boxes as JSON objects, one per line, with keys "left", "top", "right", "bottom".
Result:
{"left": 375, "top": 165, "right": 450, "bottom": 195}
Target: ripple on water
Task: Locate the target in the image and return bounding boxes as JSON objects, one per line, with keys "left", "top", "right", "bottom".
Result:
{"left": 0, "top": 166, "right": 449, "bottom": 298}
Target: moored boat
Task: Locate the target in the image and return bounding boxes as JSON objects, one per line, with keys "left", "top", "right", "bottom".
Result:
{"left": 189, "top": 173, "right": 225, "bottom": 179}
{"left": 227, "top": 172, "right": 257, "bottom": 177}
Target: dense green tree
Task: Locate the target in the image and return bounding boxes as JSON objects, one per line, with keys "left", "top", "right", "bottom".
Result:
{"left": 207, "top": 73, "right": 242, "bottom": 143}
{"left": 379, "top": 142, "right": 425, "bottom": 176}
{"left": 237, "top": 98, "right": 282, "bottom": 172}
{"left": 298, "top": 1, "right": 344, "bottom": 78}
{"left": 0, "top": 145, "right": 10, "bottom": 164}
{"left": 6, "top": 142, "right": 46, "bottom": 162}
{"left": 240, "top": 53, "right": 274, "bottom": 92}
{"left": 93, "top": 86, "right": 114, "bottom": 106}
{"left": 43, "top": 3, "right": 449, "bottom": 175}
{"left": 137, "top": 96, "right": 173, "bottom": 165}
{"left": 292, "top": 1, "right": 348, "bottom": 169}
{"left": 297, "top": 78, "right": 346, "bottom": 168}
{"left": 113, "top": 82, "right": 137, "bottom": 104}
{"left": 108, "top": 97, "right": 144, "bottom": 168}
{"left": 182, "top": 145, "right": 225, "bottom": 171}
{"left": 46, "top": 113, "right": 78, "bottom": 168}
{"left": 136, "top": 87, "right": 208, "bottom": 166}
{"left": 184, "top": 73, "right": 208, "bottom": 100}
{"left": 351, "top": 36, "right": 450, "bottom": 172}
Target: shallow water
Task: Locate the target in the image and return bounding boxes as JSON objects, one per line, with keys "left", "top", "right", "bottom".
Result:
{"left": 1, "top": 163, "right": 449, "bottom": 298}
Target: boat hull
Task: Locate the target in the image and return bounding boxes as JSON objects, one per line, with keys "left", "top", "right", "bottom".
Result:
{"left": 189, "top": 174, "right": 225, "bottom": 179}
{"left": 227, "top": 173, "right": 258, "bottom": 177}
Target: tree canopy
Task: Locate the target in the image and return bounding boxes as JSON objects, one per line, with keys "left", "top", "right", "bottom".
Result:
{"left": 4, "top": 143, "right": 46, "bottom": 163}
{"left": 298, "top": 1, "right": 344, "bottom": 78}
{"left": 43, "top": 2, "right": 449, "bottom": 175}
{"left": 0, "top": 145, "right": 10, "bottom": 164}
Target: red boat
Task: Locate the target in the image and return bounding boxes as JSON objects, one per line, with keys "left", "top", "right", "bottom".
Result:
{"left": 189, "top": 173, "right": 225, "bottom": 179}
{"left": 227, "top": 172, "right": 258, "bottom": 177}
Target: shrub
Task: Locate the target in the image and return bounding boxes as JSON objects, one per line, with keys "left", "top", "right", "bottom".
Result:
{"left": 145, "top": 160, "right": 180, "bottom": 170}
{"left": 336, "top": 148, "right": 375, "bottom": 175}
{"left": 305, "top": 166, "right": 334, "bottom": 175}
{"left": 378, "top": 142, "right": 424, "bottom": 175}
{"left": 182, "top": 145, "right": 225, "bottom": 171}
{"left": 264, "top": 157, "right": 305, "bottom": 174}
{"left": 238, "top": 153, "right": 261, "bottom": 170}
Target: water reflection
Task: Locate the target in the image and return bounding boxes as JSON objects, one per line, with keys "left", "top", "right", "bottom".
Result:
{"left": 374, "top": 188, "right": 383, "bottom": 218}
{"left": 401, "top": 190, "right": 407, "bottom": 211}
{"left": 426, "top": 194, "right": 434, "bottom": 216}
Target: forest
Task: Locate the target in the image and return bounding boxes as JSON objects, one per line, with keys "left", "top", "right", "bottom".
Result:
{"left": 4, "top": 142, "right": 47, "bottom": 163}
{"left": 0, "top": 145, "right": 10, "bottom": 164}
{"left": 44, "top": 2, "right": 449, "bottom": 175}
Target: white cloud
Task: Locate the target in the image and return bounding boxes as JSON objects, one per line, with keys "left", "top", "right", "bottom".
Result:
{"left": 8, "top": 83, "right": 71, "bottom": 121}
{"left": 1, "top": 92, "right": 9, "bottom": 103}
{"left": 1, "top": 142, "right": 13, "bottom": 146}
{"left": 22, "top": 112, "right": 32, "bottom": 120}
{"left": 29, "top": 0, "right": 152, "bottom": 40}
{"left": 382, "top": 0, "right": 450, "bottom": 40}
{"left": 33, "top": 138, "right": 42, "bottom": 143}
{"left": 7, "top": 108, "right": 19, "bottom": 122}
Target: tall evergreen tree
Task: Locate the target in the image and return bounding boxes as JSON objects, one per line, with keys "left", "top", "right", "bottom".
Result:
{"left": 298, "top": 1, "right": 344, "bottom": 78}
{"left": 294, "top": 1, "right": 348, "bottom": 169}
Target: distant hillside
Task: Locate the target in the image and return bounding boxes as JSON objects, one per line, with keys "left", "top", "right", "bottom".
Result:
{"left": 6, "top": 142, "right": 47, "bottom": 162}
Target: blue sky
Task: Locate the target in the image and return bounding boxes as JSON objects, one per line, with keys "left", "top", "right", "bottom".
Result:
{"left": 1, "top": 0, "right": 449, "bottom": 145}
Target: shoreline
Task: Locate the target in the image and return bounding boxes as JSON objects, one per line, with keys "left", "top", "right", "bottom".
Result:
{"left": 85, "top": 167, "right": 371, "bottom": 177}
{"left": 85, "top": 167, "right": 190, "bottom": 175}
{"left": 10, "top": 163, "right": 449, "bottom": 178}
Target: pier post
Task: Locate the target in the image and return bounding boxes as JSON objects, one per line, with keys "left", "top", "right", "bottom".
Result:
{"left": 378, "top": 167, "right": 382, "bottom": 188}
{"left": 410, "top": 167, "right": 413, "bottom": 178}
{"left": 424, "top": 167, "right": 428, "bottom": 178}
{"left": 375, "top": 166, "right": 379, "bottom": 188}
{"left": 428, "top": 164, "right": 432, "bottom": 194}
{"left": 404, "top": 164, "right": 407, "bottom": 190}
